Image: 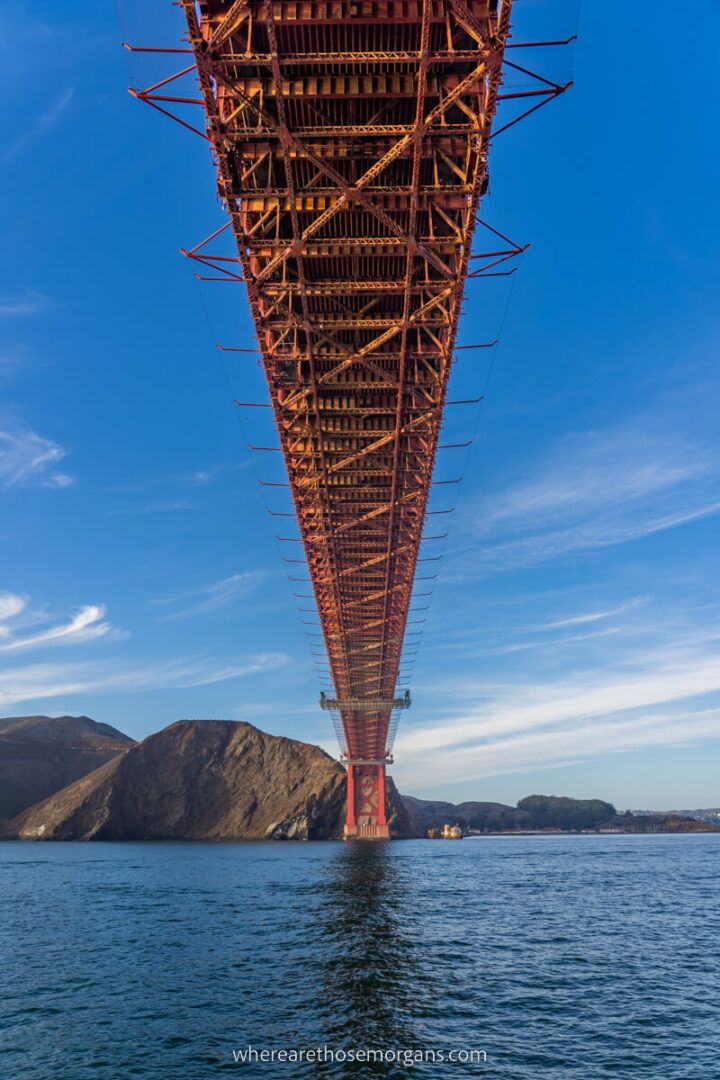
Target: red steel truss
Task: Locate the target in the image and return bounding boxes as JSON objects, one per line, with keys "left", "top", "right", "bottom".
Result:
{"left": 131, "top": 0, "right": 568, "bottom": 838}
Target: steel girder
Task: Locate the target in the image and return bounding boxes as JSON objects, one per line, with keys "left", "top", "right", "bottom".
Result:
{"left": 177, "top": 0, "right": 513, "bottom": 764}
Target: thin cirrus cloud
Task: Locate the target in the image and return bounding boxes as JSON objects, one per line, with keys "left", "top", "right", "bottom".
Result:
{"left": 0, "top": 589, "right": 289, "bottom": 708}
{"left": 452, "top": 625, "right": 622, "bottom": 659}
{"left": 152, "top": 571, "right": 273, "bottom": 620}
{"left": 0, "top": 291, "right": 53, "bottom": 318}
{"left": 0, "top": 424, "right": 74, "bottom": 489}
{"left": 0, "top": 599, "right": 121, "bottom": 653}
{"left": 0, "top": 345, "right": 33, "bottom": 385}
{"left": 0, "top": 653, "right": 290, "bottom": 711}
{"left": 393, "top": 631, "right": 720, "bottom": 790}
{"left": 458, "top": 423, "right": 720, "bottom": 573}
{"left": 106, "top": 461, "right": 253, "bottom": 499}
{"left": 524, "top": 598, "right": 647, "bottom": 632}
{"left": 433, "top": 597, "right": 647, "bottom": 659}
{"left": 396, "top": 709, "right": 720, "bottom": 794}
{"left": 118, "top": 499, "right": 196, "bottom": 515}
{"left": 186, "top": 462, "right": 253, "bottom": 486}
{"left": 0, "top": 592, "right": 27, "bottom": 623}
{"left": 1, "top": 88, "right": 74, "bottom": 164}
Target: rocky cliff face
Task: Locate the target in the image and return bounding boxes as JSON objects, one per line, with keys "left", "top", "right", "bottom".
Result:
{"left": 0, "top": 715, "right": 134, "bottom": 820}
{"left": 6, "top": 720, "right": 416, "bottom": 841}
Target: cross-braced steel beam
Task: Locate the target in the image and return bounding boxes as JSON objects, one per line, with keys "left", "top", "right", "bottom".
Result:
{"left": 119, "top": 0, "right": 578, "bottom": 836}
{"left": 169, "top": 0, "right": 516, "bottom": 839}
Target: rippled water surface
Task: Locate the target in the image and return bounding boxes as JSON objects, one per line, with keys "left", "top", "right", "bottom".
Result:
{"left": 1, "top": 835, "right": 719, "bottom": 1078}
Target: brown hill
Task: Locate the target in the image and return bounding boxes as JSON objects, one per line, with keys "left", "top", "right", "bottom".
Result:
{"left": 0, "top": 714, "right": 134, "bottom": 820}
{"left": 5, "top": 719, "right": 415, "bottom": 841}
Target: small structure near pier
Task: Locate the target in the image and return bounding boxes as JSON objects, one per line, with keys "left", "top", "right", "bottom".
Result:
{"left": 427, "top": 823, "right": 463, "bottom": 840}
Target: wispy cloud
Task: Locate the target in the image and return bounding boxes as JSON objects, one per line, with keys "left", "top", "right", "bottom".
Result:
{"left": 394, "top": 629, "right": 720, "bottom": 789}
{"left": 399, "top": 709, "right": 720, "bottom": 791}
{"left": 105, "top": 461, "right": 253, "bottom": 502}
{"left": 0, "top": 592, "right": 26, "bottom": 623}
{"left": 525, "top": 598, "right": 646, "bottom": 632}
{"left": 0, "top": 291, "right": 53, "bottom": 318}
{"left": 0, "top": 604, "right": 118, "bottom": 653}
{"left": 115, "top": 498, "right": 196, "bottom": 515}
{"left": 185, "top": 462, "right": 253, "bottom": 486}
{"left": 0, "top": 653, "right": 290, "bottom": 710}
{"left": 458, "top": 423, "right": 720, "bottom": 573}
{"left": 0, "top": 345, "right": 32, "bottom": 385}
{"left": 1, "top": 88, "right": 74, "bottom": 163}
{"left": 0, "top": 587, "right": 289, "bottom": 708}
{"left": 152, "top": 571, "right": 273, "bottom": 619}
{"left": 433, "top": 596, "right": 648, "bottom": 660}
{"left": 0, "top": 594, "right": 126, "bottom": 653}
{"left": 0, "top": 423, "right": 74, "bottom": 488}
{"left": 460, "top": 625, "right": 621, "bottom": 658}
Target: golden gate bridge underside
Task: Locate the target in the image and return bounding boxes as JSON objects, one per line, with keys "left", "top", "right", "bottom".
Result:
{"left": 167, "top": 0, "right": 513, "bottom": 837}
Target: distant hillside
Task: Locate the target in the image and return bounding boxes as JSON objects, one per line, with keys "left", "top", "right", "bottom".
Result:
{"left": 632, "top": 807, "right": 720, "bottom": 824}
{"left": 403, "top": 796, "right": 521, "bottom": 833}
{"left": 0, "top": 715, "right": 134, "bottom": 820}
{"left": 516, "top": 794, "right": 616, "bottom": 830}
{"left": 402, "top": 796, "right": 459, "bottom": 833}
{"left": 616, "top": 812, "right": 719, "bottom": 834}
{"left": 403, "top": 792, "right": 720, "bottom": 835}
{"left": 5, "top": 720, "right": 413, "bottom": 841}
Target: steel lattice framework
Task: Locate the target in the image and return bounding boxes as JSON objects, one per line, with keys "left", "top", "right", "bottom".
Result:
{"left": 129, "top": 0, "right": 570, "bottom": 837}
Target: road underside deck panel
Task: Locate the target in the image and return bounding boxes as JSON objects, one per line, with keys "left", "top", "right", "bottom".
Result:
{"left": 182, "top": 0, "right": 512, "bottom": 779}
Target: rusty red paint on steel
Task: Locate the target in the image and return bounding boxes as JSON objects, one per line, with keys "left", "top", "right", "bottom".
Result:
{"left": 177, "top": 0, "right": 513, "bottom": 827}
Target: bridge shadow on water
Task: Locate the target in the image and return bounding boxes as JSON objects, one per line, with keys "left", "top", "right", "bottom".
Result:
{"left": 307, "top": 842, "right": 434, "bottom": 1078}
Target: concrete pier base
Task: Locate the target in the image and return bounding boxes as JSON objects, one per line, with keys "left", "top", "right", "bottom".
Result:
{"left": 343, "top": 822, "right": 390, "bottom": 841}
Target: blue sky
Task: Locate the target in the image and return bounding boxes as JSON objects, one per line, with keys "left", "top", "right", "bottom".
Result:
{"left": 1, "top": 1, "right": 719, "bottom": 809}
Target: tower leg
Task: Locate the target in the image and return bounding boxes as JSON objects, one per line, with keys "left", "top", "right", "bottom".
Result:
{"left": 344, "top": 763, "right": 390, "bottom": 840}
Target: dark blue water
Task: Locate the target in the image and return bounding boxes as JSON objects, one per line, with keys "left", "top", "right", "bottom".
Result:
{"left": 1, "top": 835, "right": 718, "bottom": 1078}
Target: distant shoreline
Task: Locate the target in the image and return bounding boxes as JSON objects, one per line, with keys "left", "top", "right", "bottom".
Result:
{"left": 462, "top": 829, "right": 720, "bottom": 838}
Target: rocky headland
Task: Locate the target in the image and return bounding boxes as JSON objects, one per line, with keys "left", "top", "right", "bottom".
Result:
{"left": 4, "top": 718, "right": 412, "bottom": 841}
{"left": 0, "top": 714, "right": 134, "bottom": 821}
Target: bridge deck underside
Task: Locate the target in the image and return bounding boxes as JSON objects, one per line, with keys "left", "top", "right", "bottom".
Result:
{"left": 184, "top": 0, "right": 511, "bottom": 760}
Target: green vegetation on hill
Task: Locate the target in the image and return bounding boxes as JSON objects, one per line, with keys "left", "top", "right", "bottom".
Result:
{"left": 403, "top": 793, "right": 622, "bottom": 834}
{"left": 517, "top": 795, "right": 617, "bottom": 831}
